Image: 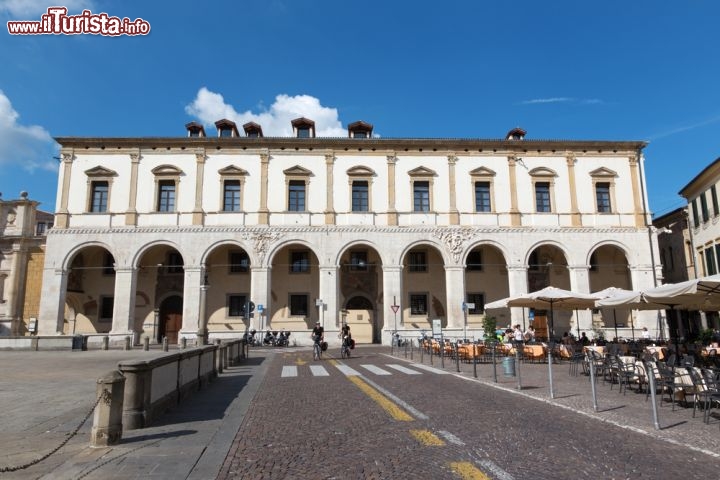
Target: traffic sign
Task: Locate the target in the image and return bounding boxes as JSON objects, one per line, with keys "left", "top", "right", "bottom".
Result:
{"left": 391, "top": 305, "right": 399, "bottom": 314}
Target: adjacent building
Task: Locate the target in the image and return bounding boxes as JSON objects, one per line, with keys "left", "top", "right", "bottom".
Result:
{"left": 0, "top": 192, "right": 53, "bottom": 335}
{"left": 37, "top": 120, "right": 661, "bottom": 345}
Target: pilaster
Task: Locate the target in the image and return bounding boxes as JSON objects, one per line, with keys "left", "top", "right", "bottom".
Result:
{"left": 38, "top": 267, "right": 68, "bottom": 334}
{"left": 179, "top": 265, "right": 202, "bottom": 341}
{"left": 382, "top": 265, "right": 403, "bottom": 329}
{"left": 507, "top": 156, "right": 521, "bottom": 226}
{"left": 566, "top": 155, "right": 582, "bottom": 227}
{"left": 324, "top": 153, "right": 336, "bottom": 224}
{"left": 192, "top": 151, "right": 206, "bottom": 225}
{"left": 258, "top": 152, "right": 270, "bottom": 224}
{"left": 55, "top": 152, "right": 73, "bottom": 227}
{"left": 386, "top": 155, "right": 398, "bottom": 226}
{"left": 319, "top": 266, "right": 338, "bottom": 329}
{"left": 447, "top": 154, "right": 459, "bottom": 225}
{"left": 110, "top": 267, "right": 137, "bottom": 335}
{"left": 444, "top": 265, "right": 465, "bottom": 328}
{"left": 125, "top": 152, "right": 140, "bottom": 225}
{"left": 250, "top": 266, "right": 270, "bottom": 330}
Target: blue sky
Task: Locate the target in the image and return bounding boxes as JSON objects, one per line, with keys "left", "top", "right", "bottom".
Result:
{"left": 1, "top": 0, "right": 719, "bottom": 216}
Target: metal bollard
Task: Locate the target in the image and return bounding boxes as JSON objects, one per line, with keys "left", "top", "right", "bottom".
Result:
{"left": 492, "top": 343, "right": 498, "bottom": 383}
{"left": 456, "top": 342, "right": 461, "bottom": 372}
{"left": 473, "top": 341, "right": 478, "bottom": 378}
{"left": 589, "top": 353, "right": 598, "bottom": 412}
{"left": 646, "top": 361, "right": 660, "bottom": 430}
{"left": 102, "top": 335, "right": 109, "bottom": 351}
{"left": 143, "top": 336, "right": 149, "bottom": 351}
{"left": 515, "top": 347, "right": 522, "bottom": 390}
{"left": 162, "top": 336, "right": 169, "bottom": 352}
{"left": 90, "top": 370, "right": 125, "bottom": 447}
{"left": 124, "top": 336, "right": 131, "bottom": 351}
{"left": 181, "top": 337, "right": 187, "bottom": 349}
{"left": 440, "top": 340, "right": 445, "bottom": 369}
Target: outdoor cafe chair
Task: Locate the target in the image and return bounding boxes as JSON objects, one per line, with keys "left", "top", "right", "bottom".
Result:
{"left": 614, "top": 355, "right": 640, "bottom": 395}
{"left": 700, "top": 369, "right": 720, "bottom": 425}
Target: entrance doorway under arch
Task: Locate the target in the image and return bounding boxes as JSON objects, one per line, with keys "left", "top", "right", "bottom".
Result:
{"left": 345, "top": 296, "right": 379, "bottom": 344}
{"left": 158, "top": 295, "right": 183, "bottom": 344}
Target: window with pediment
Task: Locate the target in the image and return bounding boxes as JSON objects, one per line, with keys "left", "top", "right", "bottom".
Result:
{"left": 218, "top": 165, "right": 248, "bottom": 212}
{"left": 84, "top": 166, "right": 117, "bottom": 213}
{"left": 529, "top": 167, "right": 557, "bottom": 213}
{"left": 347, "top": 166, "right": 375, "bottom": 212}
{"left": 284, "top": 165, "right": 312, "bottom": 212}
{"left": 152, "top": 165, "right": 183, "bottom": 212}
{"left": 408, "top": 166, "right": 436, "bottom": 213}
{"left": 469, "top": 166, "right": 496, "bottom": 213}
{"left": 589, "top": 167, "right": 618, "bottom": 214}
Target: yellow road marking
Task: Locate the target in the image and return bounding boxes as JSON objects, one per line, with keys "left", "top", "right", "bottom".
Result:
{"left": 294, "top": 357, "right": 307, "bottom": 365}
{"left": 409, "top": 429, "right": 444, "bottom": 446}
{"left": 345, "top": 375, "right": 414, "bottom": 421}
{"left": 449, "top": 462, "right": 490, "bottom": 480}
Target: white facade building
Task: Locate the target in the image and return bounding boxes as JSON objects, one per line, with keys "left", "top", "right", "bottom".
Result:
{"left": 38, "top": 121, "right": 661, "bottom": 344}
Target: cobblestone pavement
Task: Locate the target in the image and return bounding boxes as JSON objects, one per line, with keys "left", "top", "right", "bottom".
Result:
{"left": 219, "top": 346, "right": 720, "bottom": 479}
{"left": 2, "top": 346, "right": 720, "bottom": 479}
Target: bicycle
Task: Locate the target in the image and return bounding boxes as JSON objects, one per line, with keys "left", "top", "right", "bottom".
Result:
{"left": 341, "top": 335, "right": 351, "bottom": 359}
{"left": 313, "top": 335, "right": 323, "bottom": 361}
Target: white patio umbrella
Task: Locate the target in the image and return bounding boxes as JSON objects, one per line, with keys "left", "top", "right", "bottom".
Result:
{"left": 642, "top": 274, "right": 720, "bottom": 309}
{"left": 593, "top": 287, "right": 645, "bottom": 340}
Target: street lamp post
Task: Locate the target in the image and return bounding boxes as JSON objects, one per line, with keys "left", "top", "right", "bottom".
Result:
{"left": 391, "top": 296, "right": 400, "bottom": 347}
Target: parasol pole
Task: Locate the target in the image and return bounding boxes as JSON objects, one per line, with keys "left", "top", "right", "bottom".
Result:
{"left": 613, "top": 309, "right": 618, "bottom": 341}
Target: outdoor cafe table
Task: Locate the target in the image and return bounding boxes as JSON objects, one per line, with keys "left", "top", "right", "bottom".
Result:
{"left": 645, "top": 346, "right": 666, "bottom": 360}
{"left": 584, "top": 345, "right": 606, "bottom": 356}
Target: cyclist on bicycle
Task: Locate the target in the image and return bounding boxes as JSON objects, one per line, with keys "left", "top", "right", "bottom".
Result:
{"left": 311, "top": 321, "right": 324, "bottom": 343}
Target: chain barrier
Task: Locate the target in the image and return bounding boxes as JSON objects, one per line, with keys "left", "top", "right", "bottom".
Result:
{"left": 0, "top": 389, "right": 109, "bottom": 473}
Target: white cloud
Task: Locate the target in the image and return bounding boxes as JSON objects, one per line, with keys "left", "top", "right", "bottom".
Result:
{"left": 520, "top": 97, "right": 603, "bottom": 106}
{"left": 0, "top": 0, "right": 95, "bottom": 18}
{"left": 0, "top": 90, "right": 57, "bottom": 172}
{"left": 185, "top": 88, "right": 347, "bottom": 137}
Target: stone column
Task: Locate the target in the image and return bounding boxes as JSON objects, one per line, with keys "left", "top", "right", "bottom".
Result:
{"left": 386, "top": 155, "right": 398, "bottom": 226}
{"left": 125, "top": 152, "right": 140, "bottom": 225}
{"left": 444, "top": 265, "right": 465, "bottom": 328}
{"left": 197, "top": 281, "right": 209, "bottom": 345}
{"left": 110, "top": 267, "right": 137, "bottom": 337}
{"left": 54, "top": 152, "right": 73, "bottom": 228}
{"left": 382, "top": 265, "right": 403, "bottom": 330}
{"left": 258, "top": 152, "right": 270, "bottom": 224}
{"left": 447, "top": 154, "right": 459, "bottom": 225}
{"left": 566, "top": 155, "right": 582, "bottom": 227}
{"left": 250, "top": 266, "right": 270, "bottom": 330}
{"left": 629, "top": 154, "right": 645, "bottom": 227}
{"left": 568, "top": 265, "right": 591, "bottom": 335}
{"left": 91, "top": 370, "right": 125, "bottom": 447}
{"left": 38, "top": 267, "right": 69, "bottom": 335}
{"left": 180, "top": 265, "right": 202, "bottom": 341}
{"left": 319, "top": 266, "right": 338, "bottom": 328}
{"left": 506, "top": 265, "right": 529, "bottom": 329}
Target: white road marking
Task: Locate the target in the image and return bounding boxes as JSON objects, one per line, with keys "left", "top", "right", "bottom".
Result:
{"left": 336, "top": 364, "right": 362, "bottom": 376}
{"left": 360, "top": 364, "right": 392, "bottom": 375}
{"left": 386, "top": 364, "right": 422, "bottom": 375}
{"left": 281, "top": 366, "right": 297, "bottom": 377}
{"left": 438, "top": 430, "right": 465, "bottom": 445}
{"left": 359, "top": 376, "right": 429, "bottom": 421}
{"left": 309, "top": 365, "right": 329, "bottom": 376}
{"left": 410, "top": 363, "right": 451, "bottom": 374}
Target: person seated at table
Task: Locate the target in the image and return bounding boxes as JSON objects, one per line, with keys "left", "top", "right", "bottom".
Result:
{"left": 503, "top": 328, "right": 514, "bottom": 343}
{"left": 595, "top": 336, "right": 607, "bottom": 346}
{"left": 561, "top": 331, "right": 574, "bottom": 345}
{"left": 524, "top": 325, "right": 536, "bottom": 343}
{"left": 579, "top": 332, "right": 590, "bottom": 346}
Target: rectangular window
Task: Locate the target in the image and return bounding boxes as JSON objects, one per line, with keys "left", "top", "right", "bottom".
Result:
{"left": 288, "top": 180, "right": 306, "bottom": 211}
{"left": 229, "top": 251, "right": 249, "bottom": 273}
{"left": 413, "top": 181, "right": 430, "bottom": 212}
{"left": 228, "top": 294, "right": 247, "bottom": 317}
{"left": 408, "top": 251, "right": 427, "bottom": 272}
{"left": 707, "top": 247, "right": 717, "bottom": 276}
{"left": 36, "top": 222, "right": 47, "bottom": 235}
{"left": 466, "top": 250, "right": 483, "bottom": 271}
{"left": 99, "top": 296, "right": 114, "bottom": 320}
{"left": 352, "top": 131, "right": 367, "bottom": 139}
{"left": 297, "top": 127, "right": 310, "bottom": 138}
{"left": 715, "top": 245, "right": 720, "bottom": 276}
{"left": 701, "top": 193, "right": 710, "bottom": 222}
{"left": 410, "top": 294, "right": 427, "bottom": 315}
{"left": 220, "top": 128, "right": 232, "bottom": 137}
{"left": 691, "top": 199, "right": 700, "bottom": 227}
{"left": 596, "top": 182, "right": 611, "bottom": 213}
{"left": 157, "top": 180, "right": 175, "bottom": 212}
{"left": 712, "top": 186, "right": 720, "bottom": 217}
{"left": 535, "top": 182, "right": 551, "bottom": 213}
{"left": 466, "top": 293, "right": 485, "bottom": 315}
{"left": 474, "top": 182, "right": 491, "bottom": 212}
{"left": 91, "top": 181, "right": 109, "bottom": 213}
{"left": 223, "top": 180, "right": 241, "bottom": 212}
{"left": 350, "top": 251, "right": 368, "bottom": 271}
{"left": 352, "top": 181, "right": 369, "bottom": 212}
{"left": 290, "top": 251, "right": 310, "bottom": 273}
{"left": 290, "top": 294, "right": 308, "bottom": 316}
